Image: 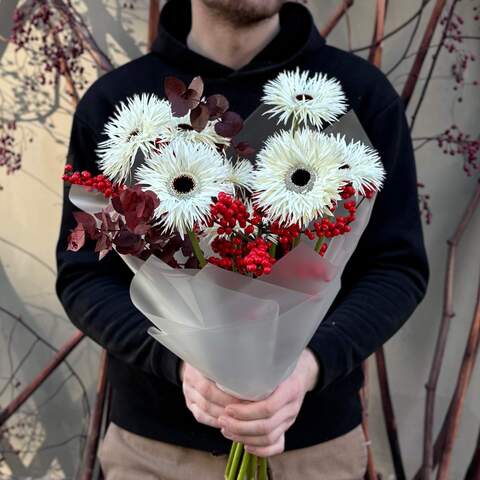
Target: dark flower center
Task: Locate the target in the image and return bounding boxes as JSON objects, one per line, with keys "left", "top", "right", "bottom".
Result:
{"left": 178, "top": 123, "right": 194, "bottom": 131}
{"left": 295, "top": 93, "right": 313, "bottom": 101}
{"left": 127, "top": 128, "right": 140, "bottom": 141}
{"left": 172, "top": 174, "right": 196, "bottom": 195}
{"left": 291, "top": 168, "right": 311, "bottom": 187}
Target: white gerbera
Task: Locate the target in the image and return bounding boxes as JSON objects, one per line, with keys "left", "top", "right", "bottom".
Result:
{"left": 225, "top": 159, "right": 254, "bottom": 191}
{"left": 163, "top": 114, "right": 230, "bottom": 147}
{"left": 135, "top": 139, "right": 232, "bottom": 238}
{"left": 334, "top": 135, "right": 385, "bottom": 195}
{"left": 97, "top": 94, "right": 173, "bottom": 183}
{"left": 252, "top": 128, "right": 347, "bottom": 226}
{"left": 262, "top": 68, "right": 347, "bottom": 129}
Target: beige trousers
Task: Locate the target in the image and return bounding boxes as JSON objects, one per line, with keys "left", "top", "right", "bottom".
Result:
{"left": 99, "top": 422, "right": 367, "bottom": 480}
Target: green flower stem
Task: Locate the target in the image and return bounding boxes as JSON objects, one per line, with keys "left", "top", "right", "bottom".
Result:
{"left": 237, "top": 451, "right": 251, "bottom": 480}
{"left": 293, "top": 236, "right": 301, "bottom": 248}
{"left": 227, "top": 443, "right": 244, "bottom": 480}
{"left": 259, "top": 458, "right": 268, "bottom": 480}
{"left": 268, "top": 243, "right": 277, "bottom": 258}
{"left": 249, "top": 455, "right": 258, "bottom": 479}
{"left": 314, "top": 236, "right": 325, "bottom": 253}
{"left": 225, "top": 442, "right": 238, "bottom": 479}
{"left": 188, "top": 230, "right": 207, "bottom": 268}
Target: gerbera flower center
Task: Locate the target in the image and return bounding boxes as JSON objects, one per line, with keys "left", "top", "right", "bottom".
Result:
{"left": 127, "top": 128, "right": 140, "bottom": 141}
{"left": 285, "top": 165, "right": 316, "bottom": 194}
{"left": 171, "top": 174, "right": 196, "bottom": 196}
{"left": 295, "top": 93, "right": 314, "bottom": 101}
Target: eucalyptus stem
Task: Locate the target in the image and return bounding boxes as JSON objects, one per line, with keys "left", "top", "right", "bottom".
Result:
{"left": 188, "top": 230, "right": 207, "bottom": 268}
{"left": 225, "top": 442, "right": 238, "bottom": 479}
{"left": 237, "top": 451, "right": 251, "bottom": 480}
{"left": 249, "top": 455, "right": 258, "bottom": 479}
{"left": 259, "top": 458, "right": 268, "bottom": 480}
{"left": 314, "top": 236, "right": 325, "bottom": 253}
{"left": 227, "top": 443, "right": 244, "bottom": 480}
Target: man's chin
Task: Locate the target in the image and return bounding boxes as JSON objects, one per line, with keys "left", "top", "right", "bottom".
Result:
{"left": 200, "top": 0, "right": 285, "bottom": 25}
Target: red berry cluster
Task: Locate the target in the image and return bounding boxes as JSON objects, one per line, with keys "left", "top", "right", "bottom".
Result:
{"left": 62, "top": 165, "right": 124, "bottom": 198}
{"left": 270, "top": 222, "right": 301, "bottom": 248}
{"left": 209, "top": 192, "right": 260, "bottom": 235}
{"left": 209, "top": 237, "right": 275, "bottom": 276}
{"left": 239, "top": 239, "right": 275, "bottom": 275}
{"left": 437, "top": 125, "right": 479, "bottom": 175}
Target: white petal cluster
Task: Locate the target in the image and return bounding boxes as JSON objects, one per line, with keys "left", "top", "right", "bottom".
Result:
{"left": 262, "top": 68, "right": 347, "bottom": 129}
{"left": 97, "top": 94, "right": 173, "bottom": 183}
{"left": 252, "top": 129, "right": 347, "bottom": 226}
{"left": 163, "top": 114, "right": 230, "bottom": 147}
{"left": 334, "top": 135, "right": 385, "bottom": 195}
{"left": 135, "top": 139, "right": 233, "bottom": 238}
{"left": 225, "top": 159, "right": 254, "bottom": 191}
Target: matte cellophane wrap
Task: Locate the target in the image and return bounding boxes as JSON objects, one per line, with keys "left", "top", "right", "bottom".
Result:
{"left": 69, "top": 108, "right": 377, "bottom": 400}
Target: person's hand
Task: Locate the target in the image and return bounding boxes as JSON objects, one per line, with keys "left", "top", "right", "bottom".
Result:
{"left": 180, "top": 362, "right": 242, "bottom": 429}
{"left": 218, "top": 349, "right": 320, "bottom": 457}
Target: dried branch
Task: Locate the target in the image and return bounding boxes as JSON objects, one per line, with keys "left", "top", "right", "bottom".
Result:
{"left": 465, "top": 427, "right": 480, "bottom": 480}
{"left": 376, "top": 348, "right": 406, "bottom": 480}
{"left": 79, "top": 351, "right": 108, "bottom": 480}
{"left": 360, "top": 360, "right": 379, "bottom": 480}
{"left": 368, "top": 0, "right": 386, "bottom": 66}
{"left": 0, "top": 330, "right": 85, "bottom": 427}
{"left": 436, "top": 274, "right": 480, "bottom": 480}
{"left": 407, "top": 0, "right": 459, "bottom": 130}
{"left": 401, "top": 0, "right": 449, "bottom": 107}
{"left": 420, "top": 182, "right": 480, "bottom": 480}
{"left": 148, "top": 0, "right": 160, "bottom": 51}
{"left": 320, "top": 0, "right": 354, "bottom": 38}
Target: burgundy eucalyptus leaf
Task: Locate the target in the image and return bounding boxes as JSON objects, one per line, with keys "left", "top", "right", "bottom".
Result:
{"left": 95, "top": 233, "right": 112, "bottom": 254}
{"left": 114, "top": 229, "right": 145, "bottom": 256}
{"left": 184, "top": 255, "right": 200, "bottom": 269}
{"left": 67, "top": 224, "right": 85, "bottom": 252}
{"left": 214, "top": 111, "right": 244, "bottom": 138}
{"left": 206, "top": 94, "right": 229, "bottom": 119}
{"left": 234, "top": 141, "right": 256, "bottom": 158}
{"left": 111, "top": 195, "right": 124, "bottom": 214}
{"left": 188, "top": 76, "right": 204, "bottom": 99}
{"left": 73, "top": 211, "right": 97, "bottom": 238}
{"left": 190, "top": 103, "right": 210, "bottom": 132}
{"left": 164, "top": 76, "right": 186, "bottom": 99}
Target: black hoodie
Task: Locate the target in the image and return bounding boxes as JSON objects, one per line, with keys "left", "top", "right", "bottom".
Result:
{"left": 56, "top": 0, "right": 429, "bottom": 453}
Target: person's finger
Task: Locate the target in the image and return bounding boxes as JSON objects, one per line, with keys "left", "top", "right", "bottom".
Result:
{"left": 225, "top": 385, "right": 296, "bottom": 421}
{"left": 184, "top": 384, "right": 225, "bottom": 419}
{"left": 245, "top": 435, "right": 285, "bottom": 457}
{"left": 221, "top": 421, "right": 289, "bottom": 447}
{"left": 219, "top": 407, "right": 294, "bottom": 437}
{"left": 187, "top": 401, "right": 220, "bottom": 429}
{"left": 187, "top": 369, "right": 241, "bottom": 407}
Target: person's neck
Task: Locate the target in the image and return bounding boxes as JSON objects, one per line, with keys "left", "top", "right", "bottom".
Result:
{"left": 187, "top": 1, "right": 280, "bottom": 70}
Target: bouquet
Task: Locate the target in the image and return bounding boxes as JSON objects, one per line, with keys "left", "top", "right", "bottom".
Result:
{"left": 64, "top": 68, "right": 384, "bottom": 480}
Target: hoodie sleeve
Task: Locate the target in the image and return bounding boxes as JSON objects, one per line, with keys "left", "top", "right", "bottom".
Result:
{"left": 55, "top": 113, "right": 182, "bottom": 387}
{"left": 307, "top": 96, "right": 429, "bottom": 392}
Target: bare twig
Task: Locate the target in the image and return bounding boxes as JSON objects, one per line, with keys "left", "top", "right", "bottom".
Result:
{"left": 79, "top": 351, "right": 108, "bottom": 480}
{"left": 401, "top": 0, "right": 449, "bottom": 108}
{"left": 407, "top": 0, "right": 459, "bottom": 130}
{"left": 148, "top": 0, "right": 160, "bottom": 51}
{"left": 376, "top": 348, "right": 406, "bottom": 480}
{"left": 465, "top": 427, "right": 480, "bottom": 480}
{"left": 420, "top": 182, "right": 480, "bottom": 480}
{"left": 0, "top": 331, "right": 85, "bottom": 427}
{"left": 368, "top": 0, "right": 386, "bottom": 66}
{"left": 436, "top": 275, "right": 480, "bottom": 480}
{"left": 360, "top": 360, "right": 379, "bottom": 480}
{"left": 320, "top": 0, "right": 354, "bottom": 38}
